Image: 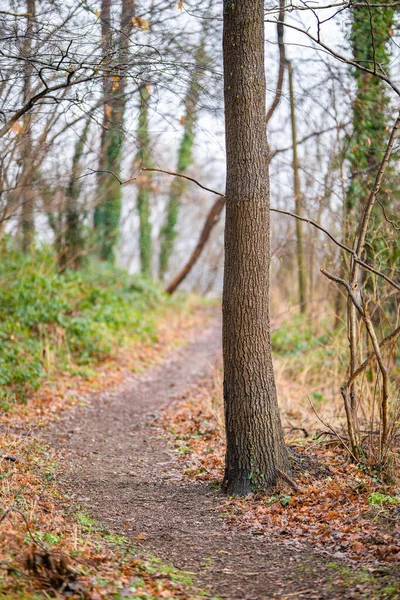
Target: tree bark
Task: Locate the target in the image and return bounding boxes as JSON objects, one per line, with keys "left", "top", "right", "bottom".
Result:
{"left": 222, "top": 0, "right": 290, "bottom": 495}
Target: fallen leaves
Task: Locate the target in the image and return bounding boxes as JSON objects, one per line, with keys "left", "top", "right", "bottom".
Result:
{"left": 158, "top": 366, "right": 400, "bottom": 569}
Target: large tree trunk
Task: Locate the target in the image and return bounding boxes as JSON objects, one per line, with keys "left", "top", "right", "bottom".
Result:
{"left": 222, "top": 0, "right": 290, "bottom": 496}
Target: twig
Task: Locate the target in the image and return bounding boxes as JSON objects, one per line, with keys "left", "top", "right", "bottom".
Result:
{"left": 285, "top": 424, "right": 309, "bottom": 438}
{"left": 347, "top": 324, "right": 400, "bottom": 387}
{"left": 320, "top": 268, "right": 363, "bottom": 315}
{"left": 0, "top": 507, "right": 50, "bottom": 554}
{"left": 266, "top": 0, "right": 286, "bottom": 124}
{"left": 82, "top": 167, "right": 400, "bottom": 292}
{"left": 276, "top": 468, "right": 299, "bottom": 492}
{"left": 263, "top": 19, "right": 400, "bottom": 97}
{"left": 307, "top": 396, "right": 358, "bottom": 462}
{"left": 0, "top": 506, "right": 89, "bottom": 567}
{"left": 129, "top": 167, "right": 225, "bottom": 197}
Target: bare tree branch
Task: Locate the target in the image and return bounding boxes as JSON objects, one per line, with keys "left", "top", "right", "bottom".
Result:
{"left": 266, "top": 0, "right": 286, "bottom": 124}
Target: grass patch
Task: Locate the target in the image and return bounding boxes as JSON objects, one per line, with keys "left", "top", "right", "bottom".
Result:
{"left": 325, "top": 562, "right": 400, "bottom": 598}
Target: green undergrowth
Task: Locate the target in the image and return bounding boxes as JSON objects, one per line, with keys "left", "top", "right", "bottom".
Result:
{"left": 271, "top": 314, "right": 340, "bottom": 358}
{"left": 271, "top": 313, "right": 347, "bottom": 392}
{"left": 0, "top": 242, "right": 172, "bottom": 407}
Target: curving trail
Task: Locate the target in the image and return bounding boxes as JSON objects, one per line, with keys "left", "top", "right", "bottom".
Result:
{"left": 50, "top": 315, "right": 367, "bottom": 600}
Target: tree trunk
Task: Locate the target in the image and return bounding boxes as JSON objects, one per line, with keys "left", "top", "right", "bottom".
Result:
{"left": 94, "top": 0, "right": 135, "bottom": 262}
{"left": 158, "top": 40, "right": 206, "bottom": 280}
{"left": 21, "top": 0, "right": 36, "bottom": 253}
{"left": 60, "top": 118, "right": 91, "bottom": 271}
{"left": 135, "top": 84, "right": 153, "bottom": 277}
{"left": 222, "top": 0, "right": 290, "bottom": 496}
{"left": 287, "top": 60, "right": 306, "bottom": 313}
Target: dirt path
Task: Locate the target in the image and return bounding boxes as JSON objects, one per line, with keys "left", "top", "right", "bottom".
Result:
{"left": 49, "top": 317, "right": 375, "bottom": 600}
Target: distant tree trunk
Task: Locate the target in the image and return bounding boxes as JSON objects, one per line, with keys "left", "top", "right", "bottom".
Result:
{"left": 60, "top": 118, "right": 91, "bottom": 271}
{"left": 94, "top": 0, "right": 114, "bottom": 259}
{"left": 287, "top": 60, "right": 306, "bottom": 313}
{"left": 158, "top": 41, "right": 206, "bottom": 280}
{"left": 222, "top": 0, "right": 290, "bottom": 495}
{"left": 21, "top": 0, "right": 36, "bottom": 253}
{"left": 94, "top": 0, "right": 135, "bottom": 262}
{"left": 345, "top": 2, "right": 395, "bottom": 412}
{"left": 135, "top": 84, "right": 153, "bottom": 277}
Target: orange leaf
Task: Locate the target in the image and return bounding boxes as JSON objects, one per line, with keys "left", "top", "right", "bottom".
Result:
{"left": 132, "top": 16, "right": 149, "bottom": 30}
{"left": 11, "top": 121, "right": 23, "bottom": 134}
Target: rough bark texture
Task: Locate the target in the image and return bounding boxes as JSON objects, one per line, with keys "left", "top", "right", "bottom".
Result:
{"left": 222, "top": 0, "right": 290, "bottom": 496}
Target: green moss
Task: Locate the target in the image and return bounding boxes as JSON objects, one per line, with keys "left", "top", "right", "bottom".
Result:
{"left": 346, "top": 2, "right": 399, "bottom": 269}
{"left": 158, "top": 42, "right": 206, "bottom": 280}
{"left": 94, "top": 103, "right": 126, "bottom": 263}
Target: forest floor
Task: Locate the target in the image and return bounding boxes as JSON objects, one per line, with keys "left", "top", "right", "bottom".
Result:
{"left": 2, "top": 305, "right": 399, "bottom": 599}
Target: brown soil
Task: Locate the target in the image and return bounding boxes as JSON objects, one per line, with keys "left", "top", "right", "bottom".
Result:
{"left": 48, "top": 315, "right": 397, "bottom": 600}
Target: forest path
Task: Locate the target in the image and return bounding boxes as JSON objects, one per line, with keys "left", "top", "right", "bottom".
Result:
{"left": 49, "top": 313, "right": 358, "bottom": 600}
